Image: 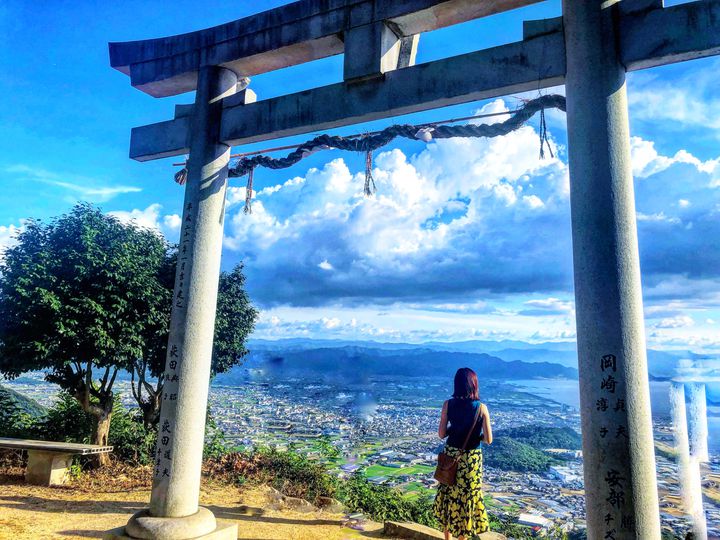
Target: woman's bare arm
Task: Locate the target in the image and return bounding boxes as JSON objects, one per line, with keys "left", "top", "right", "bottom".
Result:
{"left": 481, "top": 403, "right": 493, "bottom": 445}
{"left": 438, "top": 400, "right": 449, "bottom": 439}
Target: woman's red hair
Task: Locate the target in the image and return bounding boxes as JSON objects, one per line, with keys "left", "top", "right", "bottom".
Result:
{"left": 453, "top": 367, "right": 479, "bottom": 400}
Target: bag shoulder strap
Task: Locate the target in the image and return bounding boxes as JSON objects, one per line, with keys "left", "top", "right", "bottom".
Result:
{"left": 460, "top": 402, "right": 482, "bottom": 451}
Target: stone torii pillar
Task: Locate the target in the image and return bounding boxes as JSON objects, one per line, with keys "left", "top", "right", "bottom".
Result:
{"left": 687, "top": 382, "right": 710, "bottom": 463}
{"left": 107, "top": 67, "right": 240, "bottom": 539}
{"left": 670, "top": 382, "right": 708, "bottom": 538}
{"left": 563, "top": 1, "right": 660, "bottom": 537}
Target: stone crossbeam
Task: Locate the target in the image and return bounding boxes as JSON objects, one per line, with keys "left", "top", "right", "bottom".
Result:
{"left": 620, "top": 0, "right": 720, "bottom": 70}
{"left": 127, "top": 0, "right": 720, "bottom": 162}
{"left": 129, "top": 29, "right": 565, "bottom": 160}
{"left": 109, "top": 0, "right": 541, "bottom": 97}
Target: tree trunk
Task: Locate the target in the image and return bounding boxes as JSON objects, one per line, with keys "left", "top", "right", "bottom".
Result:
{"left": 141, "top": 392, "right": 162, "bottom": 431}
{"left": 92, "top": 407, "right": 112, "bottom": 467}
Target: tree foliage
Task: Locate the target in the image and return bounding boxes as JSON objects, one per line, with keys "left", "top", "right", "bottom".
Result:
{"left": 484, "top": 436, "right": 558, "bottom": 472}
{"left": 130, "top": 262, "right": 257, "bottom": 428}
{"left": 0, "top": 204, "right": 170, "bottom": 461}
{"left": 500, "top": 426, "right": 582, "bottom": 450}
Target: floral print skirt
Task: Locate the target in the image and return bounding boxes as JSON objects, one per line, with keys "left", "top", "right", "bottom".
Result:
{"left": 433, "top": 445, "right": 489, "bottom": 537}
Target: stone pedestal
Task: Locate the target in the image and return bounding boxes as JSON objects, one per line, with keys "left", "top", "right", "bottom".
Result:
{"left": 105, "top": 521, "right": 236, "bottom": 540}
{"left": 26, "top": 450, "right": 72, "bottom": 486}
{"left": 563, "top": 0, "right": 661, "bottom": 537}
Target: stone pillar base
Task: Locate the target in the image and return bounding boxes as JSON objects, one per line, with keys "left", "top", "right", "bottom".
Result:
{"left": 103, "top": 507, "right": 237, "bottom": 540}
{"left": 103, "top": 523, "right": 236, "bottom": 540}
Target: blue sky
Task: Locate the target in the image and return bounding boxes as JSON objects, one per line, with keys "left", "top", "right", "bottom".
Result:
{"left": 1, "top": 1, "right": 719, "bottom": 350}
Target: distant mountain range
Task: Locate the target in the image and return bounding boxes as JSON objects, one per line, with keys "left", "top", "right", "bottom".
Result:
{"left": 246, "top": 338, "right": 704, "bottom": 379}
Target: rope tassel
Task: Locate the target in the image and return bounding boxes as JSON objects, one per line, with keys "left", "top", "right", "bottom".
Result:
{"left": 364, "top": 150, "right": 376, "bottom": 197}
{"left": 538, "top": 108, "right": 554, "bottom": 160}
{"left": 243, "top": 166, "right": 255, "bottom": 214}
{"left": 174, "top": 167, "right": 188, "bottom": 185}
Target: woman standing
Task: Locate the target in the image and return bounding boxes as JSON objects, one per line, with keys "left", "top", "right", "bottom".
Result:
{"left": 433, "top": 367, "right": 493, "bottom": 540}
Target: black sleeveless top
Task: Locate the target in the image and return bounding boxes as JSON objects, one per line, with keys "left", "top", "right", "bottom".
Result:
{"left": 446, "top": 398, "right": 483, "bottom": 450}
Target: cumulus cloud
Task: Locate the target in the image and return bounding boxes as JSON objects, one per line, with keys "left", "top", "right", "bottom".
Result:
{"left": 0, "top": 222, "right": 24, "bottom": 260}
{"left": 217, "top": 97, "right": 719, "bottom": 322}
{"left": 223, "top": 99, "right": 571, "bottom": 307}
{"left": 655, "top": 315, "right": 695, "bottom": 329}
{"left": 109, "top": 204, "right": 163, "bottom": 230}
{"left": 163, "top": 214, "right": 182, "bottom": 236}
{"left": 108, "top": 203, "right": 182, "bottom": 241}
{"left": 630, "top": 136, "right": 719, "bottom": 183}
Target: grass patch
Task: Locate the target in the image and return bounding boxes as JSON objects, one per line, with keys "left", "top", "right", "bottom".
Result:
{"left": 364, "top": 464, "right": 435, "bottom": 477}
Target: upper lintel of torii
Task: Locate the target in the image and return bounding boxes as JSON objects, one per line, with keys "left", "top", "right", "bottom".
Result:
{"left": 109, "top": 0, "right": 544, "bottom": 97}
{"left": 111, "top": 0, "right": 720, "bottom": 162}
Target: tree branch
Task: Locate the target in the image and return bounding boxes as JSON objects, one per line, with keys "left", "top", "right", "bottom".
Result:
{"left": 130, "top": 362, "right": 140, "bottom": 402}
{"left": 108, "top": 367, "right": 118, "bottom": 391}
{"left": 100, "top": 365, "right": 110, "bottom": 391}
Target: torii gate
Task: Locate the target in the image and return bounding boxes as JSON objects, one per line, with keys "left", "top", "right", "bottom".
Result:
{"left": 105, "top": 1, "right": 720, "bottom": 539}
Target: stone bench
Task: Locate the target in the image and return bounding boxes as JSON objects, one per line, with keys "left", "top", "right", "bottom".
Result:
{"left": 384, "top": 521, "right": 506, "bottom": 540}
{"left": 0, "top": 437, "right": 113, "bottom": 486}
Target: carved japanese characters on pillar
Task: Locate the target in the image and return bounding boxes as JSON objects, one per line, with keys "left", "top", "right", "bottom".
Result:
{"left": 152, "top": 199, "right": 195, "bottom": 481}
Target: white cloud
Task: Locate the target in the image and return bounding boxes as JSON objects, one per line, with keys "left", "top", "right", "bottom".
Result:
{"left": 223, "top": 98, "right": 571, "bottom": 306}
{"left": 628, "top": 61, "right": 720, "bottom": 132}
{"left": 0, "top": 222, "right": 24, "bottom": 260}
{"left": 519, "top": 298, "right": 574, "bottom": 316}
{"left": 108, "top": 204, "right": 182, "bottom": 241}
{"left": 163, "top": 214, "right": 182, "bottom": 235}
{"left": 109, "top": 204, "right": 163, "bottom": 230}
{"left": 5, "top": 164, "right": 141, "bottom": 203}
{"left": 655, "top": 315, "right": 695, "bottom": 329}
{"left": 630, "top": 136, "right": 719, "bottom": 183}
{"left": 636, "top": 211, "right": 681, "bottom": 224}
{"left": 322, "top": 317, "right": 341, "bottom": 329}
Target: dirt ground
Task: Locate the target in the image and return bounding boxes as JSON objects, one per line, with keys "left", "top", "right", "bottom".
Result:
{"left": 0, "top": 472, "right": 388, "bottom": 540}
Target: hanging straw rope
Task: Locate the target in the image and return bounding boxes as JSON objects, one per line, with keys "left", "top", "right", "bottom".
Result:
{"left": 173, "top": 94, "right": 566, "bottom": 211}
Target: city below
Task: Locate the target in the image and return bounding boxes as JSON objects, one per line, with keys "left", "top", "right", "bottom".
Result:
{"left": 5, "top": 342, "right": 720, "bottom": 538}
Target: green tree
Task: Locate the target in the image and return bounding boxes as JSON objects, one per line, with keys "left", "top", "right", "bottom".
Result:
{"left": 484, "top": 436, "right": 558, "bottom": 472}
{"left": 0, "top": 204, "right": 170, "bottom": 464}
{"left": 130, "top": 262, "right": 257, "bottom": 429}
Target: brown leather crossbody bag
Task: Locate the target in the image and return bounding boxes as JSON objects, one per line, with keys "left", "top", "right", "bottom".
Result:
{"left": 433, "top": 403, "right": 482, "bottom": 486}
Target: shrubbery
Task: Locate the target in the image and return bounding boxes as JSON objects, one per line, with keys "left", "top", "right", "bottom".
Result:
{"left": 205, "top": 447, "right": 338, "bottom": 502}
{"left": 340, "top": 473, "right": 438, "bottom": 527}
